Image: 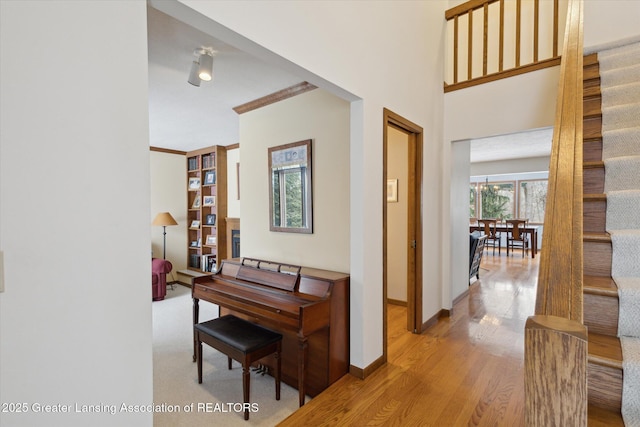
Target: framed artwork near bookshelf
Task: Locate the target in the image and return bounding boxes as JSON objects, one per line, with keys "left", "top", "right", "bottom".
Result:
{"left": 206, "top": 235, "right": 217, "bottom": 246}
{"left": 205, "top": 214, "right": 216, "bottom": 226}
{"left": 203, "top": 195, "right": 215, "bottom": 206}
{"left": 204, "top": 170, "right": 216, "bottom": 185}
{"left": 190, "top": 220, "right": 200, "bottom": 229}
{"left": 191, "top": 195, "right": 201, "bottom": 209}
{"left": 189, "top": 177, "right": 200, "bottom": 190}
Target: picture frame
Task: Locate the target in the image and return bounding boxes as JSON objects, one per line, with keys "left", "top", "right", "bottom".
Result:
{"left": 204, "top": 170, "right": 216, "bottom": 185}
{"left": 205, "top": 214, "right": 216, "bottom": 226}
{"left": 205, "top": 235, "right": 217, "bottom": 246}
{"left": 190, "top": 240, "right": 198, "bottom": 247}
{"left": 387, "top": 179, "right": 398, "bottom": 202}
{"left": 203, "top": 195, "right": 215, "bottom": 207}
{"left": 191, "top": 195, "right": 201, "bottom": 209}
{"left": 189, "top": 177, "right": 200, "bottom": 190}
{"left": 190, "top": 220, "right": 200, "bottom": 229}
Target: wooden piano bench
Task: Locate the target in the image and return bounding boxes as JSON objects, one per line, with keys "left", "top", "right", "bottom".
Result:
{"left": 194, "top": 315, "right": 283, "bottom": 420}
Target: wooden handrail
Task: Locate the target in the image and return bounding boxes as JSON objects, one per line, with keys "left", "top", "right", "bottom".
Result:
{"left": 534, "top": 0, "right": 583, "bottom": 321}
{"left": 524, "top": 0, "right": 586, "bottom": 424}
{"left": 445, "top": 0, "right": 562, "bottom": 92}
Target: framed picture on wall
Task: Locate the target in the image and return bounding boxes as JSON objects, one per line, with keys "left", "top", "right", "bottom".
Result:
{"left": 387, "top": 179, "right": 398, "bottom": 202}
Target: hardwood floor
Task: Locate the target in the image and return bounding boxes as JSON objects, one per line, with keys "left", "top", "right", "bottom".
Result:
{"left": 279, "top": 253, "right": 538, "bottom": 426}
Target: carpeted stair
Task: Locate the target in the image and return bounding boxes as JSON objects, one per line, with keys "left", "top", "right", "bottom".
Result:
{"left": 601, "top": 41, "right": 640, "bottom": 426}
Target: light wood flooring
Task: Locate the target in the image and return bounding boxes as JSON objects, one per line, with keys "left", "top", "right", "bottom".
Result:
{"left": 279, "top": 252, "right": 538, "bottom": 426}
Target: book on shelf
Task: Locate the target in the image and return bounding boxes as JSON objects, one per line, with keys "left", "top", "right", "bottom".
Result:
{"left": 188, "top": 157, "right": 198, "bottom": 171}
{"left": 189, "top": 254, "right": 201, "bottom": 269}
{"left": 201, "top": 254, "right": 217, "bottom": 272}
{"left": 202, "top": 153, "right": 216, "bottom": 169}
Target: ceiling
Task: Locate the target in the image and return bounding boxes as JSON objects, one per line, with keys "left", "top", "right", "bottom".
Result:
{"left": 469, "top": 127, "right": 553, "bottom": 163}
{"left": 147, "top": 5, "right": 552, "bottom": 162}
{"left": 147, "top": 5, "right": 304, "bottom": 152}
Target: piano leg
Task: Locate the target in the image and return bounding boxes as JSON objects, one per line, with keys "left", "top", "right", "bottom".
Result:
{"left": 192, "top": 297, "right": 200, "bottom": 362}
{"left": 298, "top": 336, "right": 308, "bottom": 406}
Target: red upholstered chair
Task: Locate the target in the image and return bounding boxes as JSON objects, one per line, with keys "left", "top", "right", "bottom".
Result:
{"left": 152, "top": 258, "right": 173, "bottom": 301}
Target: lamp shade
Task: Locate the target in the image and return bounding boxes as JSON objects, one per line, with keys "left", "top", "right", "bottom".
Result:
{"left": 198, "top": 53, "right": 213, "bottom": 81}
{"left": 152, "top": 212, "right": 178, "bottom": 227}
{"left": 188, "top": 60, "right": 201, "bottom": 86}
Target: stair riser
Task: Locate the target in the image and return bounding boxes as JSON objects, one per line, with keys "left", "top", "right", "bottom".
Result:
{"left": 584, "top": 293, "right": 619, "bottom": 336}
{"left": 588, "top": 363, "right": 622, "bottom": 411}
{"left": 584, "top": 61, "right": 600, "bottom": 81}
{"left": 584, "top": 240, "right": 612, "bottom": 277}
{"left": 584, "top": 138, "right": 603, "bottom": 162}
{"left": 584, "top": 96, "right": 602, "bottom": 118}
{"left": 584, "top": 200, "right": 606, "bottom": 233}
{"left": 584, "top": 168, "right": 605, "bottom": 193}
{"left": 585, "top": 116, "right": 603, "bottom": 140}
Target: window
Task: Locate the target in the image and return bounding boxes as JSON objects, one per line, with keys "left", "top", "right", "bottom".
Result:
{"left": 470, "top": 184, "right": 477, "bottom": 217}
{"left": 519, "top": 180, "right": 548, "bottom": 223}
{"left": 479, "top": 181, "right": 514, "bottom": 220}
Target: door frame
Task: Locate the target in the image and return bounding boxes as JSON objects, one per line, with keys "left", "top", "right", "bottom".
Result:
{"left": 382, "top": 108, "right": 424, "bottom": 361}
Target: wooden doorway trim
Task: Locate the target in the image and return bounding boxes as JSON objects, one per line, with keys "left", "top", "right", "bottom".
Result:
{"left": 383, "top": 108, "right": 424, "bottom": 361}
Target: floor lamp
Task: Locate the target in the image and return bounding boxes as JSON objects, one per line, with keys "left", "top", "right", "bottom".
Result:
{"left": 152, "top": 212, "right": 178, "bottom": 259}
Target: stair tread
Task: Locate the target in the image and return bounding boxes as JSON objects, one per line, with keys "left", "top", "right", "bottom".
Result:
{"left": 584, "top": 193, "right": 607, "bottom": 202}
{"left": 584, "top": 232, "right": 611, "bottom": 242}
{"left": 584, "top": 161, "right": 604, "bottom": 169}
{"left": 589, "top": 333, "right": 622, "bottom": 369}
{"left": 588, "top": 405, "right": 624, "bottom": 426}
{"left": 584, "top": 275, "right": 618, "bottom": 296}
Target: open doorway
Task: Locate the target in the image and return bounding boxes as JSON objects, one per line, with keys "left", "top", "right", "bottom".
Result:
{"left": 382, "top": 108, "right": 423, "bottom": 362}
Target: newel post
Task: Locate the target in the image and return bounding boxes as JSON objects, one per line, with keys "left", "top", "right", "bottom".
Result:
{"left": 525, "top": 315, "right": 588, "bottom": 426}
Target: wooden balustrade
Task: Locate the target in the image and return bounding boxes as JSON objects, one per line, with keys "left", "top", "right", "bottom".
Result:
{"left": 524, "top": 0, "right": 586, "bottom": 424}
{"left": 445, "top": 0, "right": 562, "bottom": 92}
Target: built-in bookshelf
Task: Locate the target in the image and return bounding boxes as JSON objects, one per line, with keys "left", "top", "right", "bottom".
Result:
{"left": 186, "top": 145, "right": 227, "bottom": 273}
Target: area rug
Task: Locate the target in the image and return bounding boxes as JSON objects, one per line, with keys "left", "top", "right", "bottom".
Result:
{"left": 152, "top": 285, "right": 301, "bottom": 426}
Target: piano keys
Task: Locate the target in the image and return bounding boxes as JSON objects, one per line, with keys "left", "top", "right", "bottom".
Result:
{"left": 192, "top": 258, "right": 350, "bottom": 406}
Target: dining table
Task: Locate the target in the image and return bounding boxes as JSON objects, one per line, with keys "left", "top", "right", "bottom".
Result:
{"left": 470, "top": 223, "right": 540, "bottom": 259}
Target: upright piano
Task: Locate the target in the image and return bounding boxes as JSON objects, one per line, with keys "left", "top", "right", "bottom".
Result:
{"left": 192, "top": 258, "right": 350, "bottom": 406}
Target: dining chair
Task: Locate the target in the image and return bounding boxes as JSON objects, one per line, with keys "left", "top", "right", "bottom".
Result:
{"left": 506, "top": 219, "right": 529, "bottom": 257}
{"left": 477, "top": 219, "right": 501, "bottom": 255}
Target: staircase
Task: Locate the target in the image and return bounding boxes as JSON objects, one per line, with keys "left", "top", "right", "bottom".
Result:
{"left": 583, "top": 42, "right": 640, "bottom": 426}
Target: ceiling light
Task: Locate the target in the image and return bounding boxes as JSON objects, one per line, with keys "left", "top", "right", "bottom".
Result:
{"left": 198, "top": 52, "right": 213, "bottom": 81}
{"left": 188, "top": 47, "right": 215, "bottom": 86}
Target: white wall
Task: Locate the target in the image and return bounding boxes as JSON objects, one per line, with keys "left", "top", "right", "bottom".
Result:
{"left": 157, "top": 0, "right": 447, "bottom": 368}
{"left": 584, "top": 0, "right": 640, "bottom": 52}
{"left": 0, "top": 2, "right": 152, "bottom": 426}
{"left": 226, "top": 147, "right": 240, "bottom": 218}
{"left": 470, "top": 156, "right": 550, "bottom": 176}
{"left": 240, "top": 89, "right": 350, "bottom": 273}
{"left": 450, "top": 140, "right": 472, "bottom": 301}
{"left": 150, "top": 151, "right": 187, "bottom": 272}
{"left": 387, "top": 127, "right": 409, "bottom": 303}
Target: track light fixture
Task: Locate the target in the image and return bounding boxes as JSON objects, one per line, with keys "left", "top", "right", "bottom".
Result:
{"left": 187, "top": 47, "right": 215, "bottom": 87}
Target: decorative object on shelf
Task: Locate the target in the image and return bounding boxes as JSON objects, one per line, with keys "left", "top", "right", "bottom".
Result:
{"left": 201, "top": 254, "right": 217, "bottom": 272}
{"left": 205, "top": 214, "right": 216, "bottom": 226}
{"left": 206, "top": 235, "right": 217, "bottom": 246}
{"left": 190, "top": 220, "right": 200, "bottom": 229}
{"left": 268, "top": 139, "right": 313, "bottom": 234}
{"left": 187, "top": 47, "right": 215, "bottom": 87}
{"left": 189, "top": 177, "right": 200, "bottom": 190}
{"left": 191, "top": 194, "right": 201, "bottom": 209}
{"left": 151, "top": 212, "right": 178, "bottom": 259}
{"left": 203, "top": 195, "right": 215, "bottom": 206}
{"left": 387, "top": 179, "right": 398, "bottom": 202}
{"left": 204, "top": 170, "right": 216, "bottom": 185}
